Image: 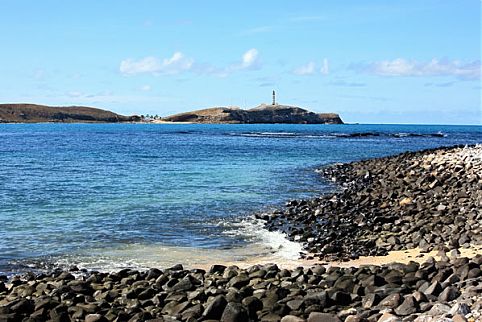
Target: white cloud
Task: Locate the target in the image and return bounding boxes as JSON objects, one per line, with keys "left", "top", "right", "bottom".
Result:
{"left": 206, "top": 48, "right": 261, "bottom": 76}
{"left": 33, "top": 69, "right": 46, "bottom": 80}
{"left": 357, "top": 58, "right": 480, "bottom": 80}
{"left": 289, "top": 15, "right": 325, "bottom": 22}
{"left": 293, "top": 59, "right": 329, "bottom": 76}
{"left": 240, "top": 48, "right": 260, "bottom": 70}
{"left": 294, "top": 62, "right": 316, "bottom": 75}
{"left": 239, "top": 26, "right": 273, "bottom": 36}
{"left": 320, "top": 58, "right": 329, "bottom": 75}
{"left": 67, "top": 91, "right": 83, "bottom": 98}
{"left": 140, "top": 85, "right": 151, "bottom": 91}
{"left": 120, "top": 52, "right": 193, "bottom": 76}
{"left": 67, "top": 90, "right": 113, "bottom": 99}
{"left": 120, "top": 49, "right": 260, "bottom": 77}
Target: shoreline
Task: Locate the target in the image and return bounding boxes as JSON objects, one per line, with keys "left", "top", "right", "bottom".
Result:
{"left": 1, "top": 144, "right": 481, "bottom": 321}
{"left": 260, "top": 144, "right": 481, "bottom": 261}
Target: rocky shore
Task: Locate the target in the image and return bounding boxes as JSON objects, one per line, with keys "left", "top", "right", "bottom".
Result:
{"left": 1, "top": 145, "right": 481, "bottom": 322}
{"left": 259, "top": 145, "right": 482, "bottom": 262}
{"left": 0, "top": 256, "right": 481, "bottom": 322}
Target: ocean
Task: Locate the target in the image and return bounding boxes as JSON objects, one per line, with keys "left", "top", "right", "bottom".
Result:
{"left": 0, "top": 123, "right": 481, "bottom": 275}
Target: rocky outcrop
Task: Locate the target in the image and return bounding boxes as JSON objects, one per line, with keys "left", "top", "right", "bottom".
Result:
{"left": 162, "top": 104, "right": 343, "bottom": 124}
{"left": 0, "top": 104, "right": 140, "bottom": 123}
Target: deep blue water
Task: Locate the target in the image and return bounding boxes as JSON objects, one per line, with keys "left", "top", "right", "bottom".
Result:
{"left": 0, "top": 123, "right": 481, "bottom": 274}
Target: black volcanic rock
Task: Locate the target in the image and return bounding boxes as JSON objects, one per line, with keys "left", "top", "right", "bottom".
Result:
{"left": 259, "top": 145, "right": 482, "bottom": 262}
{"left": 162, "top": 104, "right": 343, "bottom": 124}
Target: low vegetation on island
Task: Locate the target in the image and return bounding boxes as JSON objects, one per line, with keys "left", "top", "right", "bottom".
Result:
{"left": 0, "top": 104, "right": 140, "bottom": 123}
{"left": 161, "top": 104, "right": 343, "bottom": 124}
{"left": 0, "top": 103, "right": 343, "bottom": 125}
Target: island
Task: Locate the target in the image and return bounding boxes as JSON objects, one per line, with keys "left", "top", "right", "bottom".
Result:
{"left": 161, "top": 104, "right": 344, "bottom": 124}
{"left": 0, "top": 104, "right": 140, "bottom": 123}
{"left": 0, "top": 101, "right": 343, "bottom": 124}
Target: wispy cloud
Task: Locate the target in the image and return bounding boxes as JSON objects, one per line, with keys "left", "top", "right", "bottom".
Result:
{"left": 253, "top": 76, "right": 278, "bottom": 88}
{"left": 353, "top": 58, "right": 481, "bottom": 80}
{"left": 293, "top": 59, "right": 329, "bottom": 76}
{"left": 239, "top": 26, "right": 273, "bottom": 36}
{"left": 59, "top": 90, "right": 173, "bottom": 106}
{"left": 121, "top": 49, "right": 260, "bottom": 78}
{"left": 424, "top": 81, "right": 455, "bottom": 88}
{"left": 289, "top": 15, "right": 325, "bottom": 22}
{"left": 67, "top": 90, "right": 113, "bottom": 99}
{"left": 240, "top": 14, "right": 324, "bottom": 37}
{"left": 329, "top": 80, "right": 366, "bottom": 87}
{"left": 195, "top": 48, "right": 262, "bottom": 77}
{"left": 120, "top": 52, "right": 194, "bottom": 76}
{"left": 140, "top": 85, "right": 151, "bottom": 91}
{"left": 33, "top": 69, "right": 46, "bottom": 80}
{"left": 293, "top": 62, "right": 316, "bottom": 75}
{"left": 320, "top": 58, "right": 329, "bottom": 75}
{"left": 338, "top": 94, "right": 390, "bottom": 102}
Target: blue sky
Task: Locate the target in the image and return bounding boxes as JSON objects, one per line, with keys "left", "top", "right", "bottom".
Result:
{"left": 0, "top": 1, "right": 480, "bottom": 124}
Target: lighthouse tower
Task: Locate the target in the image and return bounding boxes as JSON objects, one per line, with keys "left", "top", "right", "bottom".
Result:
{"left": 272, "top": 90, "right": 276, "bottom": 105}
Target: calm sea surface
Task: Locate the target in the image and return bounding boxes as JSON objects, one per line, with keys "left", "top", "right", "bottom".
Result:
{"left": 0, "top": 123, "right": 481, "bottom": 275}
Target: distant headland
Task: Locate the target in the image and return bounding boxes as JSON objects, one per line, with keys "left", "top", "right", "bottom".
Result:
{"left": 0, "top": 104, "right": 140, "bottom": 123}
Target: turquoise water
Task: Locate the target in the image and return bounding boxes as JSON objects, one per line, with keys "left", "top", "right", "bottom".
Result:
{"left": 0, "top": 123, "right": 481, "bottom": 274}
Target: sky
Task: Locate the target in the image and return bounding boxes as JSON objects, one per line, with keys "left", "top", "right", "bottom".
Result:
{"left": 0, "top": 1, "right": 480, "bottom": 124}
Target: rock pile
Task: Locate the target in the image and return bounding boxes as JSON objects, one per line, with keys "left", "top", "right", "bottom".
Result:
{"left": 259, "top": 145, "right": 482, "bottom": 262}
{"left": 0, "top": 255, "right": 481, "bottom": 321}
